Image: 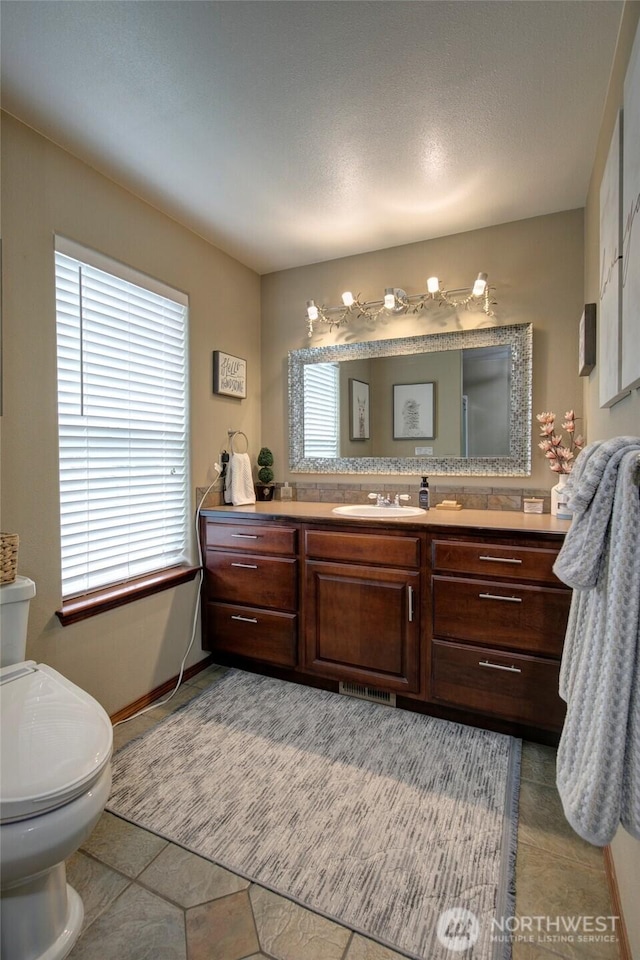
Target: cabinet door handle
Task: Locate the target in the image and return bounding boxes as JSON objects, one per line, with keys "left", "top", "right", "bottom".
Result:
{"left": 478, "top": 555, "right": 522, "bottom": 564}
{"left": 478, "top": 592, "right": 523, "bottom": 603}
{"left": 231, "top": 533, "right": 259, "bottom": 539}
{"left": 407, "top": 585, "right": 414, "bottom": 622}
{"left": 231, "top": 562, "right": 258, "bottom": 569}
{"left": 231, "top": 615, "right": 258, "bottom": 624}
{"left": 479, "top": 660, "right": 522, "bottom": 674}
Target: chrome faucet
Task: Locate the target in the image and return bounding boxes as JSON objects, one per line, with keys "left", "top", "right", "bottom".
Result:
{"left": 368, "top": 492, "right": 411, "bottom": 507}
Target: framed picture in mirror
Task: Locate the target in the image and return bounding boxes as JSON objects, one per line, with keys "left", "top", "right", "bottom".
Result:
{"left": 349, "top": 379, "right": 370, "bottom": 440}
{"left": 393, "top": 382, "right": 435, "bottom": 440}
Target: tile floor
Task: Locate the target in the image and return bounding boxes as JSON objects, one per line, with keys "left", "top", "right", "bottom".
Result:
{"left": 66, "top": 665, "right": 620, "bottom": 960}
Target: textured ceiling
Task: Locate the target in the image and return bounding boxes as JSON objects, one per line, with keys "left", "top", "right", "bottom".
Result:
{"left": 1, "top": 1, "right": 623, "bottom": 274}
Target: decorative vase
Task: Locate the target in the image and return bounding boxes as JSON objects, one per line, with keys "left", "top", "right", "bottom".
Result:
{"left": 551, "top": 473, "right": 571, "bottom": 519}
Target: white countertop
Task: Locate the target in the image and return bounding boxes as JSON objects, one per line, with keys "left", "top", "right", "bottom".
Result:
{"left": 201, "top": 501, "right": 570, "bottom": 535}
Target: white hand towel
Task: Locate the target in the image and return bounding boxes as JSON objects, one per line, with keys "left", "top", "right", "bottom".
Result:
{"left": 225, "top": 452, "right": 255, "bottom": 506}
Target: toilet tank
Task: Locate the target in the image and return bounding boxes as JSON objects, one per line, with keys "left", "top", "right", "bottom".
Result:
{"left": 0, "top": 577, "right": 36, "bottom": 668}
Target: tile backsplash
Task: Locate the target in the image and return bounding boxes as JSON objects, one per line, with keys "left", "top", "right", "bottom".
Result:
{"left": 197, "top": 482, "right": 552, "bottom": 513}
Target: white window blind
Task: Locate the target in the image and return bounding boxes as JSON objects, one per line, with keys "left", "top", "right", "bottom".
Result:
{"left": 54, "top": 240, "right": 190, "bottom": 598}
{"left": 303, "top": 363, "right": 339, "bottom": 457}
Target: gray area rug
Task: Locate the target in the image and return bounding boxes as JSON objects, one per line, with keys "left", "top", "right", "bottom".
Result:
{"left": 108, "top": 669, "right": 520, "bottom": 960}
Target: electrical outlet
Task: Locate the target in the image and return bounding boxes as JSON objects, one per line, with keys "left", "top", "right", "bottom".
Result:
{"left": 415, "top": 446, "right": 433, "bottom": 455}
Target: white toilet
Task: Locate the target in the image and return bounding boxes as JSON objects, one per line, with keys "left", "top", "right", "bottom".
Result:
{"left": 0, "top": 576, "right": 113, "bottom": 960}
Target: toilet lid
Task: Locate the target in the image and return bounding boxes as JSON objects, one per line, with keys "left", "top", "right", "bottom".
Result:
{"left": 0, "top": 661, "right": 113, "bottom": 823}
{"left": 0, "top": 575, "right": 36, "bottom": 605}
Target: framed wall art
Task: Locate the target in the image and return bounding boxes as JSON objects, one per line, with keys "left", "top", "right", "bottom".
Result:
{"left": 349, "top": 378, "right": 370, "bottom": 440}
{"left": 393, "top": 382, "right": 435, "bottom": 440}
{"left": 213, "top": 351, "right": 247, "bottom": 399}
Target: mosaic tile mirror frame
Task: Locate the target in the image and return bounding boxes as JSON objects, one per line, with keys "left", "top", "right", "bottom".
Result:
{"left": 288, "top": 322, "right": 532, "bottom": 477}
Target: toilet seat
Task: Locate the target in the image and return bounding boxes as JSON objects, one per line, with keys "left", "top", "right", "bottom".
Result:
{"left": 0, "top": 662, "right": 113, "bottom": 824}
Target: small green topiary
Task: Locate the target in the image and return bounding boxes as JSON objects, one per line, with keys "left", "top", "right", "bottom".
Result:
{"left": 257, "top": 447, "right": 274, "bottom": 485}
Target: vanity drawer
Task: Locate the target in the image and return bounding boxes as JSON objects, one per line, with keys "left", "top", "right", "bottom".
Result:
{"left": 431, "top": 639, "right": 565, "bottom": 730}
{"left": 433, "top": 576, "right": 569, "bottom": 657}
{"left": 206, "top": 602, "right": 297, "bottom": 667}
{"left": 305, "top": 529, "right": 420, "bottom": 568}
{"left": 205, "top": 522, "right": 297, "bottom": 556}
{"left": 432, "top": 540, "right": 561, "bottom": 584}
{"left": 205, "top": 553, "right": 297, "bottom": 611}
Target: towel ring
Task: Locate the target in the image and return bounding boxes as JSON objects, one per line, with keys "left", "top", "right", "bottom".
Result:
{"left": 229, "top": 430, "right": 249, "bottom": 454}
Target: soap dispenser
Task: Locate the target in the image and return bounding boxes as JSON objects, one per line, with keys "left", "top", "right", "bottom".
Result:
{"left": 419, "top": 476, "right": 430, "bottom": 510}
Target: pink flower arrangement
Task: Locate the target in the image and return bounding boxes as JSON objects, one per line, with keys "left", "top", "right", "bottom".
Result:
{"left": 536, "top": 410, "right": 585, "bottom": 474}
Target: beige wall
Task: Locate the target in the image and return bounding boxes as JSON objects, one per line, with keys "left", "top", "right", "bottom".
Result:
{"left": 0, "top": 114, "right": 261, "bottom": 715}
{"left": 261, "top": 208, "right": 585, "bottom": 491}
{"left": 583, "top": 4, "right": 640, "bottom": 956}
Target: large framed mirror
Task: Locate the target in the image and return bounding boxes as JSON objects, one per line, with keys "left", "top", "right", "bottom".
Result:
{"left": 288, "top": 322, "right": 532, "bottom": 476}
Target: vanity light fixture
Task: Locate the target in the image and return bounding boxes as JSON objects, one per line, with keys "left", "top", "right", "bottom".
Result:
{"left": 472, "top": 272, "right": 488, "bottom": 297}
{"left": 305, "top": 273, "right": 495, "bottom": 336}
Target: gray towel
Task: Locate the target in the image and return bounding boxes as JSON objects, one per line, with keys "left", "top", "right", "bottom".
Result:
{"left": 553, "top": 438, "right": 640, "bottom": 845}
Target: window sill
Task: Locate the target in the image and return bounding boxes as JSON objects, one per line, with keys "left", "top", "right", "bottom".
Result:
{"left": 56, "top": 565, "right": 201, "bottom": 626}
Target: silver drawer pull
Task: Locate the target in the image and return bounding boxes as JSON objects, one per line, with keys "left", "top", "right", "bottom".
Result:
{"left": 407, "top": 585, "right": 414, "bottom": 623}
{"left": 478, "top": 555, "right": 523, "bottom": 564}
{"left": 231, "top": 533, "right": 259, "bottom": 539}
{"left": 479, "top": 660, "right": 522, "bottom": 674}
{"left": 231, "top": 562, "right": 258, "bottom": 569}
{"left": 478, "top": 592, "right": 523, "bottom": 603}
{"left": 231, "top": 615, "right": 258, "bottom": 624}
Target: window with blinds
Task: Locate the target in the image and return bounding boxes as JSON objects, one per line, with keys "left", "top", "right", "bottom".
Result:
{"left": 54, "top": 238, "right": 190, "bottom": 598}
{"left": 303, "top": 362, "right": 339, "bottom": 458}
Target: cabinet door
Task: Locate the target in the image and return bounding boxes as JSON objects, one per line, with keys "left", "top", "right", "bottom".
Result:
{"left": 431, "top": 638, "right": 565, "bottom": 730}
{"left": 204, "top": 522, "right": 297, "bottom": 556}
{"left": 205, "top": 601, "right": 297, "bottom": 668}
{"left": 205, "top": 552, "right": 297, "bottom": 611}
{"left": 305, "top": 529, "right": 420, "bottom": 567}
{"left": 433, "top": 575, "right": 570, "bottom": 657}
{"left": 304, "top": 561, "right": 420, "bottom": 693}
{"left": 432, "top": 540, "right": 561, "bottom": 584}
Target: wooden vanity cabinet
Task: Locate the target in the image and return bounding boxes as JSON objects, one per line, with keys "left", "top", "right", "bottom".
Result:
{"left": 303, "top": 528, "right": 422, "bottom": 693}
{"left": 428, "top": 534, "right": 570, "bottom": 731}
{"left": 201, "top": 518, "right": 299, "bottom": 668}
{"left": 200, "top": 511, "right": 570, "bottom": 739}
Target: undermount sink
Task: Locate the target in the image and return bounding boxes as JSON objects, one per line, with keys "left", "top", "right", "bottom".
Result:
{"left": 331, "top": 504, "right": 426, "bottom": 518}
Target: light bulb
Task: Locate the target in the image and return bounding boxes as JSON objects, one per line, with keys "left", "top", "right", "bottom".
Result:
{"left": 384, "top": 288, "right": 396, "bottom": 310}
{"left": 342, "top": 291, "right": 354, "bottom": 307}
{"left": 306, "top": 299, "right": 319, "bottom": 321}
{"left": 427, "top": 276, "right": 440, "bottom": 294}
{"left": 472, "top": 273, "right": 488, "bottom": 297}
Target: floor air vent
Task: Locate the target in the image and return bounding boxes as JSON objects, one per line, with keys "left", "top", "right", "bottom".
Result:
{"left": 338, "top": 681, "right": 396, "bottom": 707}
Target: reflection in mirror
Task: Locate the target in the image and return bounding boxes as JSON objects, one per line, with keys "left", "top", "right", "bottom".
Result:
{"left": 462, "top": 346, "right": 511, "bottom": 457}
{"left": 289, "top": 323, "right": 532, "bottom": 476}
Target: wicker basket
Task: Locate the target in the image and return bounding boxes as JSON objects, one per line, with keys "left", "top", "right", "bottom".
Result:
{"left": 0, "top": 534, "right": 19, "bottom": 584}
